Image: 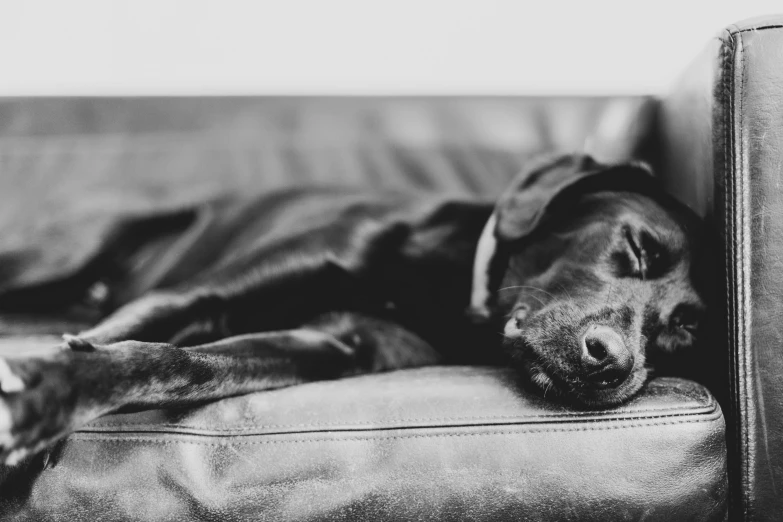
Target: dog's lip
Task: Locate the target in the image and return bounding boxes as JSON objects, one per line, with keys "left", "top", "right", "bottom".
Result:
{"left": 567, "top": 367, "right": 647, "bottom": 406}
{"left": 572, "top": 381, "right": 645, "bottom": 407}
{"left": 521, "top": 351, "right": 579, "bottom": 390}
{"left": 583, "top": 368, "right": 627, "bottom": 389}
{"left": 523, "top": 352, "right": 646, "bottom": 407}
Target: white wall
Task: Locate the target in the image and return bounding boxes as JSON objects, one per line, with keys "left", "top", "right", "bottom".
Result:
{"left": 1, "top": 0, "right": 780, "bottom": 95}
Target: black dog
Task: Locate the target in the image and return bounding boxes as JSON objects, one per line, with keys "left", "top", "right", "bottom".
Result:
{"left": 0, "top": 153, "right": 707, "bottom": 466}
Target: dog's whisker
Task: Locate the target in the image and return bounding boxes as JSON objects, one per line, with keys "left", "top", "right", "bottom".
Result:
{"left": 497, "top": 285, "right": 557, "bottom": 301}
{"left": 555, "top": 283, "right": 574, "bottom": 302}
{"left": 520, "top": 293, "right": 546, "bottom": 307}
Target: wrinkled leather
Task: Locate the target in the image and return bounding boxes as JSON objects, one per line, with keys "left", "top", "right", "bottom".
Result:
{"left": 657, "top": 15, "right": 783, "bottom": 522}
{"left": 1, "top": 367, "right": 726, "bottom": 521}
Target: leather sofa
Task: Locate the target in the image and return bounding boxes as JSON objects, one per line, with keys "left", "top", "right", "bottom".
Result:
{"left": 0, "top": 14, "right": 780, "bottom": 521}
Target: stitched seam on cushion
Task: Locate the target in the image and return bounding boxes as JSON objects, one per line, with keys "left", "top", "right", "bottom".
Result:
{"left": 69, "top": 414, "right": 724, "bottom": 445}
{"left": 735, "top": 25, "right": 783, "bottom": 35}
{"left": 727, "top": 38, "right": 741, "bottom": 521}
{"left": 88, "top": 401, "right": 717, "bottom": 432}
{"left": 722, "top": 30, "right": 736, "bottom": 517}
{"left": 723, "top": 26, "right": 753, "bottom": 521}
{"left": 88, "top": 408, "right": 720, "bottom": 433}
{"left": 735, "top": 30, "right": 754, "bottom": 522}
{"left": 80, "top": 405, "right": 715, "bottom": 432}
{"left": 720, "top": 29, "right": 745, "bottom": 521}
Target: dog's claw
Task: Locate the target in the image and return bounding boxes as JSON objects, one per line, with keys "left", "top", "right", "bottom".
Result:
{"left": 41, "top": 448, "right": 50, "bottom": 469}
{"left": 62, "top": 334, "right": 95, "bottom": 352}
{"left": 0, "top": 358, "right": 25, "bottom": 394}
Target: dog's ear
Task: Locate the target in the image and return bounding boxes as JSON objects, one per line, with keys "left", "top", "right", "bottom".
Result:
{"left": 494, "top": 153, "right": 655, "bottom": 241}
{"left": 468, "top": 153, "right": 656, "bottom": 321}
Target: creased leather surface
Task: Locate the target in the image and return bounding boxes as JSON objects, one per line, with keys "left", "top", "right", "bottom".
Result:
{"left": 1, "top": 368, "right": 726, "bottom": 522}
{"left": 657, "top": 15, "right": 783, "bottom": 522}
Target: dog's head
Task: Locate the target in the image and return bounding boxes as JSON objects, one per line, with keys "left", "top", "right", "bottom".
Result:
{"left": 471, "top": 154, "right": 707, "bottom": 407}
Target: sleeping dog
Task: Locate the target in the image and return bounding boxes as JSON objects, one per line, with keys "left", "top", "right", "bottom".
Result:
{"left": 0, "top": 153, "right": 707, "bottom": 465}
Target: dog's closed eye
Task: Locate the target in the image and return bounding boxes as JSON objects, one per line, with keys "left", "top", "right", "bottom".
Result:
{"left": 617, "top": 227, "right": 666, "bottom": 280}
{"left": 624, "top": 228, "right": 646, "bottom": 279}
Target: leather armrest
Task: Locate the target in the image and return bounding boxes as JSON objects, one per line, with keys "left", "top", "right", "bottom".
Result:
{"left": 2, "top": 367, "right": 726, "bottom": 521}
{"left": 657, "top": 15, "right": 783, "bottom": 521}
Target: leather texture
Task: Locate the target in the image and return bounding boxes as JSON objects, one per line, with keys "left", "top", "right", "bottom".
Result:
{"left": 0, "top": 96, "right": 727, "bottom": 520}
{"left": 657, "top": 15, "right": 783, "bottom": 522}
{"left": 1, "top": 367, "right": 727, "bottom": 522}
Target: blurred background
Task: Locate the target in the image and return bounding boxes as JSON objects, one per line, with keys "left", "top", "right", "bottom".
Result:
{"left": 1, "top": 0, "right": 780, "bottom": 96}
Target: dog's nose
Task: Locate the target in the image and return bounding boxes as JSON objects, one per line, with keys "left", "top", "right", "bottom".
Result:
{"left": 579, "top": 325, "right": 633, "bottom": 389}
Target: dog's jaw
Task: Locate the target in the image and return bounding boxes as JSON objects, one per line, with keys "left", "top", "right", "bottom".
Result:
{"left": 503, "top": 315, "right": 648, "bottom": 408}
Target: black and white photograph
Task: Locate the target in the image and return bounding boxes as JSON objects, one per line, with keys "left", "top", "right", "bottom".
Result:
{"left": 0, "top": 1, "right": 780, "bottom": 520}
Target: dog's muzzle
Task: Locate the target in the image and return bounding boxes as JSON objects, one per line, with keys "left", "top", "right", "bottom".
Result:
{"left": 579, "top": 324, "right": 633, "bottom": 389}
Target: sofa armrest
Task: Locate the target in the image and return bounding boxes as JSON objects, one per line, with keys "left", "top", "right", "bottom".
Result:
{"left": 657, "top": 15, "right": 783, "bottom": 522}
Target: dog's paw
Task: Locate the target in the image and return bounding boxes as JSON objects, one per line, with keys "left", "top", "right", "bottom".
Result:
{"left": 0, "top": 352, "right": 85, "bottom": 467}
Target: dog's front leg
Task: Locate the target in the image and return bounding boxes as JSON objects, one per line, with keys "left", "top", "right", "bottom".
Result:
{"left": 0, "top": 329, "right": 357, "bottom": 466}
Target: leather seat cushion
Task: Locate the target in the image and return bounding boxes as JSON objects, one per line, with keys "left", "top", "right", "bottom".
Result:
{"left": 2, "top": 367, "right": 726, "bottom": 521}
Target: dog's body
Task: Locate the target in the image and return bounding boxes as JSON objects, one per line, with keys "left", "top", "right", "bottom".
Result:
{"left": 0, "top": 154, "right": 708, "bottom": 465}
